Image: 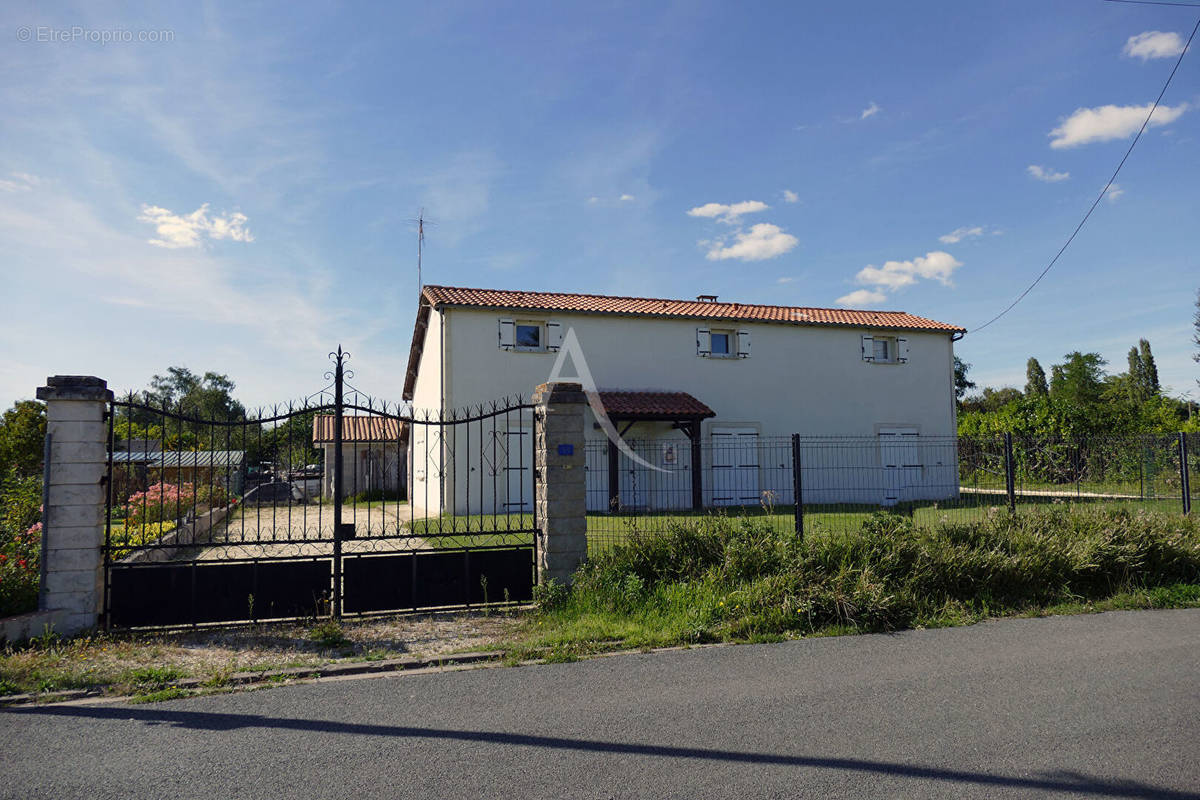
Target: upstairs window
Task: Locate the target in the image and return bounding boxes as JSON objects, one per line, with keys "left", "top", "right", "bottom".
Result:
{"left": 710, "top": 331, "right": 731, "bottom": 356}
{"left": 697, "top": 327, "right": 751, "bottom": 359}
{"left": 861, "top": 334, "right": 908, "bottom": 364}
{"left": 515, "top": 323, "right": 542, "bottom": 351}
{"left": 499, "top": 318, "right": 563, "bottom": 352}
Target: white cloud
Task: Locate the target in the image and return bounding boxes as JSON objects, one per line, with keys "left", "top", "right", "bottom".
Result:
{"left": 836, "top": 288, "right": 887, "bottom": 307}
{"left": 939, "top": 226, "right": 986, "bottom": 244}
{"left": 1049, "top": 103, "right": 1188, "bottom": 148}
{"left": 619, "top": 193, "right": 635, "bottom": 202}
{"left": 1123, "top": 31, "right": 1185, "bottom": 61}
{"left": 704, "top": 223, "right": 798, "bottom": 261}
{"left": 860, "top": 102, "right": 880, "bottom": 120}
{"left": 1106, "top": 183, "right": 1124, "bottom": 202}
{"left": 1027, "top": 164, "right": 1070, "bottom": 182}
{"left": 687, "top": 200, "right": 769, "bottom": 224}
{"left": 137, "top": 204, "right": 254, "bottom": 249}
{"left": 855, "top": 251, "right": 963, "bottom": 291}
{"left": 0, "top": 172, "right": 40, "bottom": 192}
{"left": 782, "top": 189, "right": 799, "bottom": 203}
{"left": 587, "top": 196, "right": 600, "bottom": 204}
{"left": 777, "top": 276, "right": 795, "bottom": 284}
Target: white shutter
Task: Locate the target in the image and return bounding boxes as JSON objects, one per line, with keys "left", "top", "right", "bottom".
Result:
{"left": 896, "top": 337, "right": 909, "bottom": 363}
{"left": 736, "top": 329, "right": 751, "bottom": 358}
{"left": 546, "top": 320, "right": 564, "bottom": 351}
{"left": 498, "top": 318, "right": 515, "bottom": 350}
{"left": 696, "top": 327, "right": 711, "bottom": 357}
{"left": 861, "top": 334, "right": 874, "bottom": 361}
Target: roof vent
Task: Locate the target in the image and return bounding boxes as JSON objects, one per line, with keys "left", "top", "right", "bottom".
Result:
{"left": 697, "top": 294, "right": 718, "bottom": 303}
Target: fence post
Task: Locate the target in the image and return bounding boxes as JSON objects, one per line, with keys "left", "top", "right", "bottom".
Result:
{"left": 1180, "top": 432, "right": 1191, "bottom": 516}
{"left": 533, "top": 381, "right": 587, "bottom": 584}
{"left": 1004, "top": 433, "right": 1016, "bottom": 514}
{"left": 23, "top": 377, "right": 111, "bottom": 638}
{"left": 791, "top": 433, "right": 803, "bottom": 540}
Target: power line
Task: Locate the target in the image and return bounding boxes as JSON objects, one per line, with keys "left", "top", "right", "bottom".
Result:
{"left": 1104, "top": 0, "right": 1200, "bottom": 8}
{"left": 971, "top": 14, "right": 1200, "bottom": 335}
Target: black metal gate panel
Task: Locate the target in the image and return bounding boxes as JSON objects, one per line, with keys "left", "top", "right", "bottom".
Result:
{"left": 103, "top": 347, "right": 537, "bottom": 629}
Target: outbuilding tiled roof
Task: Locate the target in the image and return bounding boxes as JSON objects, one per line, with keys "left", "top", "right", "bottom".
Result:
{"left": 421, "top": 285, "right": 965, "bottom": 333}
{"left": 312, "top": 415, "right": 402, "bottom": 444}
{"left": 598, "top": 391, "right": 715, "bottom": 420}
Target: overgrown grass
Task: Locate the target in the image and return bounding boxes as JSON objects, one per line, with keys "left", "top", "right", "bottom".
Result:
{"left": 511, "top": 506, "right": 1200, "bottom": 656}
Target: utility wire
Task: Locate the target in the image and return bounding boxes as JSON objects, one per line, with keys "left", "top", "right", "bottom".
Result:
{"left": 971, "top": 13, "right": 1200, "bottom": 335}
{"left": 1104, "top": 1, "right": 1200, "bottom": 8}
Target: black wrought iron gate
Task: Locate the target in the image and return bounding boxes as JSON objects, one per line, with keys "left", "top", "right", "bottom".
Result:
{"left": 103, "top": 348, "right": 537, "bottom": 629}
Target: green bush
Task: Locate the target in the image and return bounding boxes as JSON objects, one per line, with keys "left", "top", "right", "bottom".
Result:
{"left": 0, "top": 470, "right": 42, "bottom": 617}
{"left": 544, "top": 507, "right": 1200, "bottom": 643}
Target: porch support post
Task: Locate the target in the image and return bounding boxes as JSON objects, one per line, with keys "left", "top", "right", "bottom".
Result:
{"left": 19, "top": 377, "right": 111, "bottom": 639}
{"left": 533, "top": 381, "right": 587, "bottom": 584}
{"left": 686, "top": 419, "right": 703, "bottom": 511}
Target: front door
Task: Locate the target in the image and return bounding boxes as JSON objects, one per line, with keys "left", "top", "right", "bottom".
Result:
{"left": 711, "top": 427, "right": 759, "bottom": 506}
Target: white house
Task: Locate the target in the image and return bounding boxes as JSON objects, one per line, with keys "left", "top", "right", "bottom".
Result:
{"left": 403, "top": 285, "right": 966, "bottom": 514}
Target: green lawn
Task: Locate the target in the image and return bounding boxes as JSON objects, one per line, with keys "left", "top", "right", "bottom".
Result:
{"left": 401, "top": 491, "right": 1189, "bottom": 556}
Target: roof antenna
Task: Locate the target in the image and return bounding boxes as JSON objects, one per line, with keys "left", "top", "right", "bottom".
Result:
{"left": 408, "top": 208, "right": 436, "bottom": 292}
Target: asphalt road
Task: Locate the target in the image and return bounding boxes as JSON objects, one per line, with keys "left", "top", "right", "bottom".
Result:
{"left": 3, "top": 609, "right": 1199, "bottom": 799}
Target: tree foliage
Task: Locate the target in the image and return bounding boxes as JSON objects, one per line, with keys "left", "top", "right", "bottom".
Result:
{"left": 0, "top": 400, "right": 47, "bottom": 478}
{"left": 959, "top": 341, "right": 1197, "bottom": 438}
{"left": 1024, "top": 358, "right": 1048, "bottom": 397}
{"left": 953, "top": 356, "right": 976, "bottom": 403}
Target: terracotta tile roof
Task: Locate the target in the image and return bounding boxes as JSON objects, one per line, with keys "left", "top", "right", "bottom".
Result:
{"left": 312, "top": 415, "right": 402, "bottom": 444}
{"left": 421, "top": 285, "right": 965, "bottom": 333}
{"left": 598, "top": 391, "right": 715, "bottom": 420}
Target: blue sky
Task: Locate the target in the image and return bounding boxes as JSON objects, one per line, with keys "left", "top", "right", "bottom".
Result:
{"left": 2, "top": 0, "right": 1198, "bottom": 409}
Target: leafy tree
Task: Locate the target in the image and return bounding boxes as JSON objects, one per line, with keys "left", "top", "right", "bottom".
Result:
{"left": 0, "top": 401, "right": 47, "bottom": 478}
{"left": 1126, "top": 346, "right": 1147, "bottom": 403}
{"left": 1138, "top": 339, "right": 1159, "bottom": 396}
{"left": 1049, "top": 352, "right": 1107, "bottom": 407}
{"left": 1024, "top": 358, "right": 1048, "bottom": 397}
{"left": 959, "top": 387, "right": 1023, "bottom": 415}
{"left": 146, "top": 367, "right": 244, "bottom": 421}
{"left": 953, "top": 356, "right": 976, "bottom": 403}
{"left": 1194, "top": 289, "right": 1200, "bottom": 381}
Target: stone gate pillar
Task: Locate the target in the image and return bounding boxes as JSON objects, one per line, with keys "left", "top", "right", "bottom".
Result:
{"left": 532, "top": 381, "right": 587, "bottom": 584}
{"left": 35, "top": 376, "right": 111, "bottom": 635}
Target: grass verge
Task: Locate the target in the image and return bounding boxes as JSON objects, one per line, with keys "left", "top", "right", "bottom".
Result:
{"left": 501, "top": 506, "right": 1200, "bottom": 660}
{"left": 0, "top": 612, "right": 518, "bottom": 700}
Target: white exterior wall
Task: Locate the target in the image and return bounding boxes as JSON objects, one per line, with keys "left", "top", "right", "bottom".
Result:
{"left": 415, "top": 307, "right": 960, "bottom": 511}
{"left": 409, "top": 309, "right": 446, "bottom": 514}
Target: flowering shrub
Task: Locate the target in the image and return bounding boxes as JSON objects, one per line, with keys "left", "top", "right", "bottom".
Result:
{"left": 108, "top": 521, "right": 176, "bottom": 559}
{"left": 123, "top": 482, "right": 197, "bottom": 527}
{"left": 1, "top": 472, "right": 42, "bottom": 617}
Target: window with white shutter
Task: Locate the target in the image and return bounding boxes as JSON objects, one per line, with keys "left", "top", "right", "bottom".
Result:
{"left": 736, "top": 329, "right": 751, "bottom": 358}
{"left": 864, "top": 334, "right": 906, "bottom": 365}
{"left": 498, "top": 318, "right": 515, "bottom": 350}
{"left": 696, "top": 327, "right": 711, "bottom": 357}
{"left": 546, "top": 321, "right": 564, "bottom": 351}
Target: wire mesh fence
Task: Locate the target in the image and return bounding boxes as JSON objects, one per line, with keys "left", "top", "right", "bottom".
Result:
{"left": 583, "top": 433, "right": 1198, "bottom": 556}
